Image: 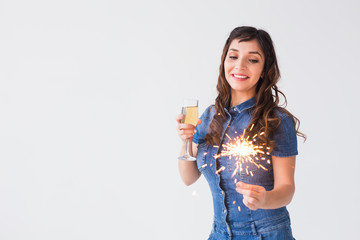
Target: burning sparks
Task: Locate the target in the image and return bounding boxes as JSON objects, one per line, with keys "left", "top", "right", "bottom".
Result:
{"left": 216, "top": 166, "right": 226, "bottom": 174}
{"left": 214, "top": 125, "right": 270, "bottom": 177}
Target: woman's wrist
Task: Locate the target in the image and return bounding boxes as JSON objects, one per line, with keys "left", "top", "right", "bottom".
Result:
{"left": 260, "top": 185, "right": 294, "bottom": 209}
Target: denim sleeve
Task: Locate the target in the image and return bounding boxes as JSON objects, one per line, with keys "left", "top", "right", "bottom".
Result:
{"left": 271, "top": 112, "right": 298, "bottom": 157}
{"left": 193, "top": 105, "right": 214, "bottom": 145}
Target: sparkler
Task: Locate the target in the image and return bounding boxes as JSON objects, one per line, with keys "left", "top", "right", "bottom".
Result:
{"left": 205, "top": 125, "right": 272, "bottom": 213}
{"left": 214, "top": 125, "right": 271, "bottom": 178}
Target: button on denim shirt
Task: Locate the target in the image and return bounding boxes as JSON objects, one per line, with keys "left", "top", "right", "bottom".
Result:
{"left": 193, "top": 97, "right": 298, "bottom": 236}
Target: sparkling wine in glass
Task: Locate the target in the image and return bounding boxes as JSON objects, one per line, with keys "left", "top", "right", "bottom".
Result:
{"left": 178, "top": 99, "right": 198, "bottom": 161}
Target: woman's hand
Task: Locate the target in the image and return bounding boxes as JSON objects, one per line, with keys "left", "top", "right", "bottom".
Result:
{"left": 235, "top": 156, "right": 296, "bottom": 210}
{"left": 176, "top": 114, "right": 202, "bottom": 186}
{"left": 176, "top": 114, "right": 201, "bottom": 143}
{"left": 236, "top": 181, "right": 267, "bottom": 210}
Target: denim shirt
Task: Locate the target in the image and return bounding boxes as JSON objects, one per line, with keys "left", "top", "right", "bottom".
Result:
{"left": 193, "top": 97, "right": 298, "bottom": 236}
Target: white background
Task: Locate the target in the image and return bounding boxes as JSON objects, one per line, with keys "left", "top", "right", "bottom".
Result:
{"left": 0, "top": 0, "right": 359, "bottom": 239}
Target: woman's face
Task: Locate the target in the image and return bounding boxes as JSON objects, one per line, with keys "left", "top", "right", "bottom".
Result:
{"left": 224, "top": 39, "right": 265, "bottom": 99}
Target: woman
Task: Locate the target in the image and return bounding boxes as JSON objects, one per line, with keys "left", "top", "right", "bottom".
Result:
{"left": 176, "top": 26, "right": 305, "bottom": 240}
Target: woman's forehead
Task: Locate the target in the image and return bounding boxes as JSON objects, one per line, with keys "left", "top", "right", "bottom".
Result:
{"left": 228, "top": 39, "right": 264, "bottom": 57}
{"left": 229, "top": 39, "right": 261, "bottom": 50}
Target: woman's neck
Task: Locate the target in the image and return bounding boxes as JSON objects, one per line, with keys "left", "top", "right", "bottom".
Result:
{"left": 230, "top": 91, "right": 255, "bottom": 107}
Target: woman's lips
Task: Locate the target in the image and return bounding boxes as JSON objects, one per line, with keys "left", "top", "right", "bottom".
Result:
{"left": 232, "top": 74, "right": 249, "bottom": 81}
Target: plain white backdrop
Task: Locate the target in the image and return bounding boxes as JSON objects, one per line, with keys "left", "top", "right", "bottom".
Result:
{"left": 0, "top": 0, "right": 359, "bottom": 239}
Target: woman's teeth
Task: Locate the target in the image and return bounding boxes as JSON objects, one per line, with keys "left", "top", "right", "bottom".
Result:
{"left": 234, "top": 74, "right": 248, "bottom": 79}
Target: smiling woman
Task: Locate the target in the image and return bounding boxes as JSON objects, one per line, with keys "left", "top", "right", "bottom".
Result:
{"left": 176, "top": 26, "right": 306, "bottom": 240}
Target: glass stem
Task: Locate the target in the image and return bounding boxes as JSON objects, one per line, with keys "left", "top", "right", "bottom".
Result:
{"left": 185, "top": 138, "right": 191, "bottom": 156}
{"left": 185, "top": 139, "right": 190, "bottom": 156}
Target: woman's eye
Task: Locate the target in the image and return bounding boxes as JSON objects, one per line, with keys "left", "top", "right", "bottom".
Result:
{"left": 229, "top": 56, "right": 237, "bottom": 59}
{"left": 249, "top": 59, "right": 259, "bottom": 63}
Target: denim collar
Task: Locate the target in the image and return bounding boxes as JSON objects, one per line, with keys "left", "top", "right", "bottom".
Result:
{"left": 226, "top": 96, "right": 256, "bottom": 115}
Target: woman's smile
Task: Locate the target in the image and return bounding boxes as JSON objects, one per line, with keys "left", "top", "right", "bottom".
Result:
{"left": 231, "top": 73, "right": 249, "bottom": 81}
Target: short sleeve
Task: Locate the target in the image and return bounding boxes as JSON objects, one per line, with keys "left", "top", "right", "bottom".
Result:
{"left": 271, "top": 111, "right": 298, "bottom": 157}
{"left": 193, "top": 105, "right": 214, "bottom": 145}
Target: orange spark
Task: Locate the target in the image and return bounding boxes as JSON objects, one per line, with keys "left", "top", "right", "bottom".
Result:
{"left": 216, "top": 166, "right": 226, "bottom": 174}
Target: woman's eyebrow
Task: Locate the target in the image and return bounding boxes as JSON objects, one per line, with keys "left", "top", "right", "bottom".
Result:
{"left": 248, "top": 51, "right": 263, "bottom": 59}
{"left": 228, "top": 49, "right": 263, "bottom": 59}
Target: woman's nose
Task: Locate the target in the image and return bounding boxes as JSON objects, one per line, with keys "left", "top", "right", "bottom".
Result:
{"left": 234, "top": 58, "right": 247, "bottom": 70}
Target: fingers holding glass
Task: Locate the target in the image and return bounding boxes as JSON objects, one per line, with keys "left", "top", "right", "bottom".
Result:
{"left": 178, "top": 99, "right": 198, "bottom": 161}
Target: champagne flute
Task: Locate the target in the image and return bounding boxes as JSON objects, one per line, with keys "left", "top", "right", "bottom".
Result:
{"left": 178, "top": 99, "right": 199, "bottom": 161}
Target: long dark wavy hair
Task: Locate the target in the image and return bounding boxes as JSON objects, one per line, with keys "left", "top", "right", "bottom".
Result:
{"left": 204, "top": 26, "right": 306, "bottom": 148}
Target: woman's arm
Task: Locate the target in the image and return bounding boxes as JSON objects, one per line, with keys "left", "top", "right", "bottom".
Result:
{"left": 262, "top": 155, "right": 296, "bottom": 209}
{"left": 236, "top": 155, "right": 296, "bottom": 210}
{"left": 178, "top": 142, "right": 201, "bottom": 186}
{"left": 176, "top": 114, "right": 202, "bottom": 186}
